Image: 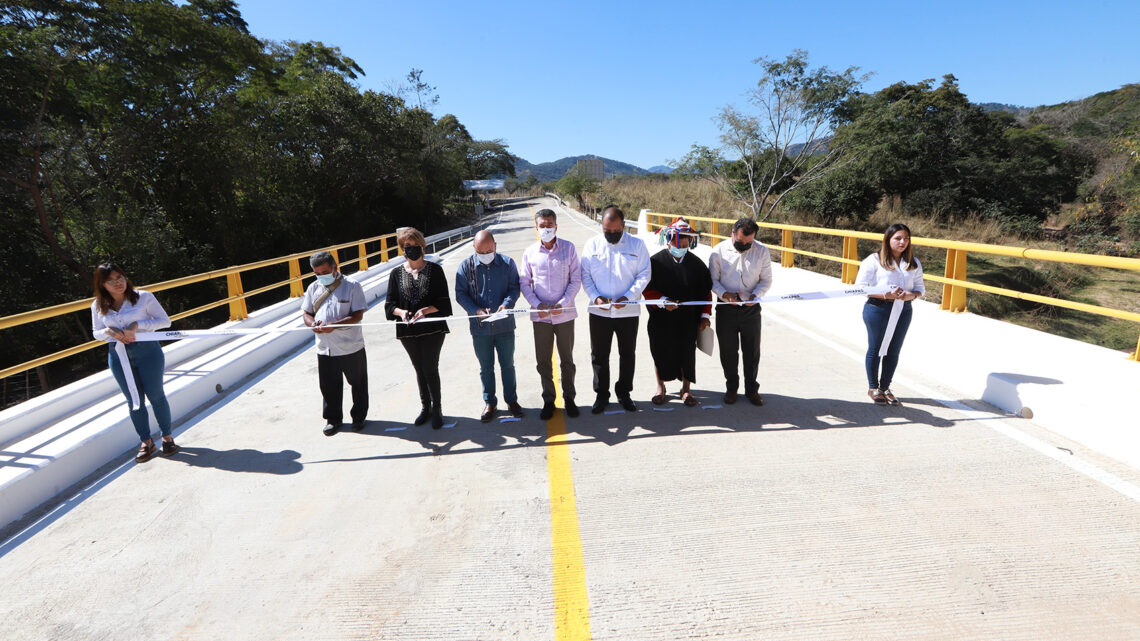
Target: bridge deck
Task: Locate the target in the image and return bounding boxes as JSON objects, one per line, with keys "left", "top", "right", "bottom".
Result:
{"left": 2, "top": 198, "right": 1138, "bottom": 640}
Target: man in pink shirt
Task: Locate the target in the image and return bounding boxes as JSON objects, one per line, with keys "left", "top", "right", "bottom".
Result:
{"left": 519, "top": 208, "right": 582, "bottom": 420}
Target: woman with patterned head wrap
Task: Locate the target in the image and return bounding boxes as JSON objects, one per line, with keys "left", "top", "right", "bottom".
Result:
{"left": 644, "top": 218, "right": 713, "bottom": 406}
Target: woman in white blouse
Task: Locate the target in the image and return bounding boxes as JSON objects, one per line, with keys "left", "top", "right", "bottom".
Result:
{"left": 90, "top": 263, "right": 177, "bottom": 462}
{"left": 854, "top": 224, "right": 924, "bottom": 406}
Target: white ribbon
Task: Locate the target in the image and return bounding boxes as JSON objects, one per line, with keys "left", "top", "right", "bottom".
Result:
{"left": 878, "top": 299, "right": 905, "bottom": 357}
{"left": 113, "top": 341, "right": 143, "bottom": 411}
{"left": 126, "top": 285, "right": 892, "bottom": 342}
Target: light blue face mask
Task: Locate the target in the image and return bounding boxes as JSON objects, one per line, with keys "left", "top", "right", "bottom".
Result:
{"left": 667, "top": 246, "right": 688, "bottom": 259}
{"left": 316, "top": 273, "right": 337, "bottom": 286}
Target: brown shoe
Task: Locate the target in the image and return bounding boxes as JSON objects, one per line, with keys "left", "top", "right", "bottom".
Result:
{"left": 881, "top": 389, "right": 901, "bottom": 406}
{"left": 135, "top": 440, "right": 156, "bottom": 463}
{"left": 868, "top": 388, "right": 888, "bottom": 406}
{"left": 160, "top": 439, "right": 179, "bottom": 457}
{"left": 746, "top": 392, "right": 764, "bottom": 406}
{"left": 723, "top": 390, "right": 738, "bottom": 405}
{"left": 480, "top": 404, "right": 497, "bottom": 423}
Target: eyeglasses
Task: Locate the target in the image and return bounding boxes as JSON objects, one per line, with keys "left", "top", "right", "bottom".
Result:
{"left": 106, "top": 276, "right": 127, "bottom": 285}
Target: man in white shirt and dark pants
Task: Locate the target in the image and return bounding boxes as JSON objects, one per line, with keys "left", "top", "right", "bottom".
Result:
{"left": 580, "top": 206, "right": 652, "bottom": 414}
{"left": 709, "top": 217, "right": 773, "bottom": 406}
{"left": 302, "top": 251, "right": 369, "bottom": 435}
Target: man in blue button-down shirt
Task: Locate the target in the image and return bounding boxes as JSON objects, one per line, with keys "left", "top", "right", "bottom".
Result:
{"left": 456, "top": 230, "right": 524, "bottom": 422}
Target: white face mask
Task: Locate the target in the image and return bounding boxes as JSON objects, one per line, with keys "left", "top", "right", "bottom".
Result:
{"left": 538, "top": 227, "right": 557, "bottom": 243}
{"left": 476, "top": 251, "right": 496, "bottom": 265}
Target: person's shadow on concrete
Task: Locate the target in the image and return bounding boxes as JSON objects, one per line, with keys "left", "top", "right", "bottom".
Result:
{"left": 172, "top": 447, "right": 303, "bottom": 474}
{"left": 337, "top": 416, "right": 544, "bottom": 459}
{"left": 304, "top": 391, "right": 961, "bottom": 463}
{"left": 563, "top": 390, "right": 957, "bottom": 444}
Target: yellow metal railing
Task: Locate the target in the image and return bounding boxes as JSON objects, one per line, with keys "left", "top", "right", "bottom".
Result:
{"left": 644, "top": 211, "right": 1140, "bottom": 361}
{"left": 0, "top": 233, "right": 400, "bottom": 381}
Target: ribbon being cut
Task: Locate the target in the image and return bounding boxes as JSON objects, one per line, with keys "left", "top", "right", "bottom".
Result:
{"left": 122, "top": 284, "right": 891, "bottom": 342}
{"left": 112, "top": 284, "right": 891, "bottom": 409}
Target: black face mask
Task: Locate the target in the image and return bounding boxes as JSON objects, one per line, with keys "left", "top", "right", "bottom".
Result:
{"left": 604, "top": 230, "right": 623, "bottom": 244}
{"left": 733, "top": 241, "right": 752, "bottom": 253}
{"left": 404, "top": 245, "right": 423, "bottom": 261}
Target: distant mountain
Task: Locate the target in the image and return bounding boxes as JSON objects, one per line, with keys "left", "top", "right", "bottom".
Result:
{"left": 647, "top": 165, "right": 673, "bottom": 174}
{"left": 787, "top": 137, "right": 831, "bottom": 157}
{"left": 513, "top": 155, "right": 651, "bottom": 182}
{"left": 977, "top": 102, "right": 1032, "bottom": 115}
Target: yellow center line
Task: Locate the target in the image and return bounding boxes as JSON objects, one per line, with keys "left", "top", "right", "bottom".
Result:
{"left": 529, "top": 203, "right": 593, "bottom": 640}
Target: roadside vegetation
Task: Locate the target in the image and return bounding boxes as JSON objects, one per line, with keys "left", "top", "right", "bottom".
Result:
{"left": 537, "top": 60, "right": 1139, "bottom": 353}
{"left": 1, "top": 0, "right": 515, "bottom": 405}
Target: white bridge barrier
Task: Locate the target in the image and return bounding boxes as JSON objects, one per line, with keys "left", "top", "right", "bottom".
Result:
{"left": 0, "top": 225, "right": 476, "bottom": 534}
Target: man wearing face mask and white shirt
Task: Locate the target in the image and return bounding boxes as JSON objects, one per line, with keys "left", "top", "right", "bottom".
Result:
{"left": 708, "top": 217, "right": 773, "bottom": 406}
{"left": 519, "top": 208, "right": 582, "bottom": 420}
{"left": 302, "top": 251, "right": 369, "bottom": 436}
{"left": 456, "top": 230, "right": 524, "bottom": 422}
{"left": 580, "top": 205, "right": 651, "bottom": 414}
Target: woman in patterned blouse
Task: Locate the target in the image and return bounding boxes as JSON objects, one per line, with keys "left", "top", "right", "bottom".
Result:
{"left": 385, "top": 228, "right": 453, "bottom": 428}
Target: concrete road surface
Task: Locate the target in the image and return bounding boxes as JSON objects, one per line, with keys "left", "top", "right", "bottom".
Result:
{"left": 2, "top": 198, "right": 1138, "bottom": 640}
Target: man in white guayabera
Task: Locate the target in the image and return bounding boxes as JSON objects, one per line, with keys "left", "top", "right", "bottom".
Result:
{"left": 302, "top": 251, "right": 368, "bottom": 436}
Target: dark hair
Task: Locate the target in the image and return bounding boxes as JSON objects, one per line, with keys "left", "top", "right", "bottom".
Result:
{"left": 879, "top": 223, "right": 918, "bottom": 271}
{"left": 733, "top": 217, "right": 759, "bottom": 236}
{"left": 601, "top": 205, "right": 624, "bottom": 221}
{"left": 93, "top": 263, "right": 139, "bottom": 314}
{"left": 535, "top": 208, "right": 557, "bottom": 222}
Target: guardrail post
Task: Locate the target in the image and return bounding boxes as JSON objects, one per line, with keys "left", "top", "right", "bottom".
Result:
{"left": 358, "top": 242, "right": 368, "bottom": 270}
{"left": 841, "top": 236, "right": 858, "bottom": 283}
{"left": 288, "top": 259, "right": 304, "bottom": 298}
{"left": 942, "top": 248, "right": 968, "bottom": 312}
{"left": 226, "top": 272, "right": 248, "bottom": 321}
{"left": 1132, "top": 333, "right": 1139, "bottom": 362}
{"left": 781, "top": 229, "right": 794, "bottom": 268}
{"left": 380, "top": 237, "right": 389, "bottom": 262}
{"left": 330, "top": 248, "right": 340, "bottom": 266}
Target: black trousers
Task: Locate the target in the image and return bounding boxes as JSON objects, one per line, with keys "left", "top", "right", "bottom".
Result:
{"left": 318, "top": 348, "right": 368, "bottom": 425}
{"left": 716, "top": 305, "right": 762, "bottom": 395}
{"left": 589, "top": 314, "right": 639, "bottom": 399}
{"left": 401, "top": 333, "right": 446, "bottom": 411}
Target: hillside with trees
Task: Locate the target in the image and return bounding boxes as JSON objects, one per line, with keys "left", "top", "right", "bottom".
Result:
{"left": 514, "top": 155, "right": 650, "bottom": 182}
{"left": 592, "top": 60, "right": 1138, "bottom": 352}
{"left": 1, "top": 0, "right": 514, "bottom": 403}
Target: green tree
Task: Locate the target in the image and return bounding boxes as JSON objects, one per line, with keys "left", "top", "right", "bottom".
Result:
{"left": 781, "top": 162, "right": 880, "bottom": 225}
{"left": 835, "top": 75, "right": 1094, "bottom": 224}
{"left": 1, "top": 0, "right": 516, "bottom": 398}
{"left": 555, "top": 169, "right": 600, "bottom": 211}
{"left": 677, "top": 50, "right": 866, "bottom": 220}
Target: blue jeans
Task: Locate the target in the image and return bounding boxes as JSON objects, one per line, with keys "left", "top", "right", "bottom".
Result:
{"left": 472, "top": 332, "right": 517, "bottom": 405}
{"left": 108, "top": 341, "right": 172, "bottom": 441}
{"left": 862, "top": 300, "right": 913, "bottom": 390}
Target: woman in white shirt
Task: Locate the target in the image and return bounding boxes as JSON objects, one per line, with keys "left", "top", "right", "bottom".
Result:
{"left": 90, "top": 263, "right": 176, "bottom": 462}
{"left": 854, "top": 224, "right": 924, "bottom": 406}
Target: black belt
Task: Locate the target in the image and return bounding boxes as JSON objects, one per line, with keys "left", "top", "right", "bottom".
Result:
{"left": 866, "top": 297, "right": 910, "bottom": 308}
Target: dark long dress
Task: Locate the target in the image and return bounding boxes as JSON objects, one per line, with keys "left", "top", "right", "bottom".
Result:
{"left": 645, "top": 249, "right": 712, "bottom": 382}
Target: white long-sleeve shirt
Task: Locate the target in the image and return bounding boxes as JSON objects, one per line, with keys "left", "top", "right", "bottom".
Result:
{"left": 854, "top": 254, "right": 926, "bottom": 295}
{"left": 709, "top": 240, "right": 773, "bottom": 301}
{"left": 91, "top": 290, "right": 171, "bottom": 342}
{"left": 580, "top": 232, "right": 651, "bottom": 319}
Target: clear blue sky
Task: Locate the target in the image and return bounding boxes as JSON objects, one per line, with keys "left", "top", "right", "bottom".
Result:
{"left": 233, "top": 0, "right": 1140, "bottom": 170}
